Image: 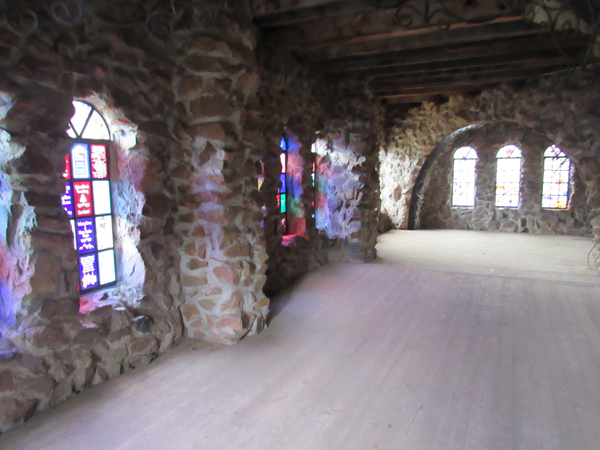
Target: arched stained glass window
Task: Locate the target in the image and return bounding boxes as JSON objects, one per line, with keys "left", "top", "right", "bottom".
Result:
{"left": 495, "top": 145, "right": 522, "bottom": 208}
{"left": 278, "top": 135, "right": 288, "bottom": 233}
{"left": 62, "top": 100, "right": 116, "bottom": 293}
{"left": 452, "top": 146, "right": 477, "bottom": 207}
{"left": 542, "top": 145, "right": 571, "bottom": 209}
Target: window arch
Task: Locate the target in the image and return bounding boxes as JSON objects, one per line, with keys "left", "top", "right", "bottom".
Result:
{"left": 62, "top": 100, "right": 117, "bottom": 293}
{"left": 542, "top": 145, "right": 571, "bottom": 209}
{"left": 495, "top": 145, "right": 522, "bottom": 208}
{"left": 451, "top": 146, "right": 478, "bottom": 208}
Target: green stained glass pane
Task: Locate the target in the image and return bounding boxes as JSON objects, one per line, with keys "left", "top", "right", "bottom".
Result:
{"left": 280, "top": 194, "right": 286, "bottom": 213}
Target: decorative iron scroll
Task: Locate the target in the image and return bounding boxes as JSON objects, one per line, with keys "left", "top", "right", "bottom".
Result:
{"left": 588, "top": 243, "right": 600, "bottom": 270}
{"left": 362, "top": 0, "right": 600, "bottom": 75}
{"left": 0, "top": 0, "right": 213, "bottom": 39}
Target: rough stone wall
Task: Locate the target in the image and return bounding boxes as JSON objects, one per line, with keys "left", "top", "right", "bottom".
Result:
{"left": 0, "top": 0, "right": 268, "bottom": 432}
{"left": 380, "top": 74, "right": 600, "bottom": 243}
{"left": 257, "top": 49, "right": 383, "bottom": 293}
{"left": 420, "top": 122, "right": 592, "bottom": 234}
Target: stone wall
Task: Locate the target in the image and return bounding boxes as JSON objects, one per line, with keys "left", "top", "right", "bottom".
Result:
{"left": 257, "top": 49, "right": 383, "bottom": 294}
{"left": 420, "top": 122, "right": 592, "bottom": 234}
{"left": 0, "top": 0, "right": 269, "bottom": 432}
{"left": 380, "top": 73, "right": 600, "bottom": 243}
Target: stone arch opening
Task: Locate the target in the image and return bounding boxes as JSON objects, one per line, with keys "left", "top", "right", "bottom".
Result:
{"left": 408, "top": 121, "right": 591, "bottom": 235}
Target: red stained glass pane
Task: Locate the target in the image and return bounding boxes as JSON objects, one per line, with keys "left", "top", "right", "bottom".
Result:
{"left": 73, "top": 181, "right": 94, "bottom": 217}
{"left": 63, "top": 154, "right": 71, "bottom": 180}
{"left": 90, "top": 144, "right": 108, "bottom": 179}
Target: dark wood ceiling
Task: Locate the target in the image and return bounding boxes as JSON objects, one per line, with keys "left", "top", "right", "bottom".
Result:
{"left": 252, "top": 0, "right": 596, "bottom": 104}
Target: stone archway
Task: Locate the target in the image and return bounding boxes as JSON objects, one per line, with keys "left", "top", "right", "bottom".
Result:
{"left": 408, "top": 121, "right": 592, "bottom": 234}
{"left": 381, "top": 73, "right": 600, "bottom": 243}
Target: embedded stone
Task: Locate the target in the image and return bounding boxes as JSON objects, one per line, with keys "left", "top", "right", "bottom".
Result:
{"left": 178, "top": 77, "right": 204, "bottom": 97}
{"left": 235, "top": 73, "right": 260, "bottom": 94}
{"left": 0, "top": 370, "right": 15, "bottom": 392}
{"left": 213, "top": 266, "right": 239, "bottom": 285}
{"left": 181, "top": 303, "right": 200, "bottom": 320}
{"left": 193, "top": 123, "right": 227, "bottom": 142}
{"left": 182, "top": 275, "right": 207, "bottom": 287}
{"left": 187, "top": 258, "right": 208, "bottom": 270}
{"left": 215, "top": 314, "right": 244, "bottom": 332}
{"left": 0, "top": 398, "right": 38, "bottom": 425}
{"left": 197, "top": 300, "right": 216, "bottom": 312}
{"left": 190, "top": 95, "right": 233, "bottom": 119}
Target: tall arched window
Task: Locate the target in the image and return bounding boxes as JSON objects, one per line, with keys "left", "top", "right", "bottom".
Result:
{"left": 62, "top": 101, "right": 116, "bottom": 293}
{"left": 451, "top": 146, "right": 477, "bottom": 207}
{"left": 278, "top": 135, "right": 288, "bottom": 234}
{"left": 495, "top": 145, "right": 522, "bottom": 208}
{"left": 542, "top": 145, "right": 571, "bottom": 209}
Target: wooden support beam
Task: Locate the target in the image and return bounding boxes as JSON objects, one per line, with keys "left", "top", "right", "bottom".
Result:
{"left": 261, "top": 0, "right": 516, "bottom": 51}
{"left": 322, "top": 34, "right": 587, "bottom": 73}
{"left": 356, "top": 51, "right": 581, "bottom": 80}
{"left": 252, "top": 0, "right": 346, "bottom": 18}
{"left": 369, "top": 61, "right": 571, "bottom": 92}
{"left": 254, "top": 0, "right": 374, "bottom": 28}
{"left": 373, "top": 72, "right": 552, "bottom": 98}
{"left": 295, "top": 20, "right": 547, "bottom": 60}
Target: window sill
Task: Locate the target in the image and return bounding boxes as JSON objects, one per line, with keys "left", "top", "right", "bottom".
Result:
{"left": 79, "top": 283, "right": 143, "bottom": 314}
{"left": 281, "top": 234, "right": 309, "bottom": 247}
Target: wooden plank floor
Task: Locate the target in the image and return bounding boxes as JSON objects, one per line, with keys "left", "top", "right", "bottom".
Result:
{"left": 2, "top": 231, "right": 600, "bottom": 449}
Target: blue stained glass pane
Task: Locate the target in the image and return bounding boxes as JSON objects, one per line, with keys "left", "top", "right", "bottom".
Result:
{"left": 280, "top": 173, "right": 286, "bottom": 193}
{"left": 79, "top": 253, "right": 99, "bottom": 291}
{"left": 280, "top": 137, "right": 287, "bottom": 151}
{"left": 75, "top": 218, "right": 96, "bottom": 254}
{"left": 62, "top": 182, "right": 74, "bottom": 218}
{"left": 98, "top": 249, "right": 116, "bottom": 285}
{"left": 71, "top": 143, "right": 91, "bottom": 179}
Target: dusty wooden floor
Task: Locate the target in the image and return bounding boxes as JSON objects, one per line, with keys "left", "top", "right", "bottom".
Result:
{"left": 2, "top": 230, "right": 600, "bottom": 450}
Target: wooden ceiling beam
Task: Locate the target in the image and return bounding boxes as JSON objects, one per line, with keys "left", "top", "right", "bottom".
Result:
{"left": 370, "top": 61, "right": 572, "bottom": 91}
{"left": 373, "top": 71, "right": 560, "bottom": 98}
{"left": 261, "top": 0, "right": 516, "bottom": 51}
{"left": 254, "top": 0, "right": 374, "bottom": 28}
{"left": 296, "top": 20, "right": 547, "bottom": 60}
{"left": 353, "top": 51, "right": 582, "bottom": 80}
{"left": 322, "top": 34, "right": 586, "bottom": 73}
{"left": 251, "top": 0, "right": 347, "bottom": 18}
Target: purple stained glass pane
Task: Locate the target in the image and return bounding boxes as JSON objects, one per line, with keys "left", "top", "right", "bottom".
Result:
{"left": 75, "top": 218, "right": 96, "bottom": 254}
{"left": 79, "top": 253, "right": 99, "bottom": 291}
{"left": 280, "top": 173, "right": 286, "bottom": 193}
{"left": 61, "top": 182, "right": 74, "bottom": 218}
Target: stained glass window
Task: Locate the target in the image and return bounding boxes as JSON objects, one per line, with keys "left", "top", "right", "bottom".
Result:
{"left": 451, "top": 147, "right": 477, "bottom": 208}
{"left": 542, "top": 145, "right": 571, "bottom": 209}
{"left": 62, "top": 101, "right": 116, "bottom": 293}
{"left": 311, "top": 142, "right": 317, "bottom": 219}
{"left": 279, "top": 136, "right": 288, "bottom": 233}
{"left": 495, "top": 145, "right": 522, "bottom": 208}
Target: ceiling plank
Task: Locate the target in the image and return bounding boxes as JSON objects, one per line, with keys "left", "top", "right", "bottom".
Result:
{"left": 294, "top": 20, "right": 548, "bottom": 60}
{"left": 251, "top": 0, "right": 347, "bottom": 17}
{"left": 266, "top": 14, "right": 522, "bottom": 52}
{"left": 352, "top": 50, "right": 583, "bottom": 80}
{"left": 322, "top": 34, "right": 587, "bottom": 73}
{"left": 254, "top": 1, "right": 375, "bottom": 28}
{"left": 369, "top": 60, "right": 573, "bottom": 91}
{"left": 374, "top": 72, "right": 558, "bottom": 98}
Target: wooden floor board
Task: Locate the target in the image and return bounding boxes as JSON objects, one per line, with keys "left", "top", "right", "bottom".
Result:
{"left": 2, "top": 231, "right": 600, "bottom": 450}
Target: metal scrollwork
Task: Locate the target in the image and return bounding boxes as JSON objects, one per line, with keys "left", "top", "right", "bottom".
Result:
{"left": 362, "top": 0, "right": 600, "bottom": 79}
{"left": 588, "top": 243, "right": 600, "bottom": 270}
{"left": 0, "top": 0, "right": 214, "bottom": 39}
